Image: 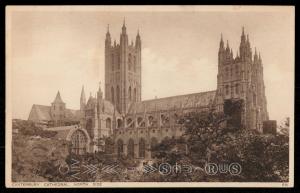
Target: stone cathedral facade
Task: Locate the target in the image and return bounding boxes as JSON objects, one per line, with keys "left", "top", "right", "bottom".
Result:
{"left": 28, "top": 22, "right": 269, "bottom": 158}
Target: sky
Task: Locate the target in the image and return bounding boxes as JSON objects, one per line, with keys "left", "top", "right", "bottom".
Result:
{"left": 6, "top": 6, "right": 294, "bottom": 123}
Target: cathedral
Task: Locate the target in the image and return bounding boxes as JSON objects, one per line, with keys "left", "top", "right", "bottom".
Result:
{"left": 28, "top": 21, "right": 269, "bottom": 159}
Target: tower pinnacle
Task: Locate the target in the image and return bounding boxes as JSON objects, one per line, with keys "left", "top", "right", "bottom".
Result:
{"left": 121, "top": 18, "right": 127, "bottom": 35}
{"left": 53, "top": 91, "right": 64, "bottom": 103}
{"left": 80, "top": 86, "right": 86, "bottom": 111}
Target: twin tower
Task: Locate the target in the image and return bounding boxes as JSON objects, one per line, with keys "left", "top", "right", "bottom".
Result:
{"left": 104, "top": 21, "right": 142, "bottom": 114}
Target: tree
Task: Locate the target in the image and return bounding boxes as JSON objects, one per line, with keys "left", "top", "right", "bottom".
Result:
{"left": 149, "top": 101, "right": 289, "bottom": 182}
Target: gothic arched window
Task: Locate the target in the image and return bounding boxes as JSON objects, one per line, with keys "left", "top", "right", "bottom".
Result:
{"left": 253, "top": 93, "right": 257, "bottom": 106}
{"left": 70, "top": 130, "right": 87, "bottom": 155}
{"left": 225, "top": 85, "right": 229, "bottom": 95}
{"left": 129, "top": 86, "right": 132, "bottom": 100}
{"left": 139, "top": 138, "right": 146, "bottom": 158}
{"left": 127, "top": 139, "right": 135, "bottom": 158}
{"left": 150, "top": 137, "right": 158, "bottom": 158}
{"left": 236, "top": 65, "right": 239, "bottom": 77}
{"left": 106, "top": 118, "right": 111, "bottom": 129}
{"left": 111, "top": 87, "right": 115, "bottom": 103}
{"left": 236, "top": 83, "right": 239, "bottom": 94}
{"left": 116, "top": 85, "right": 120, "bottom": 106}
{"left": 117, "top": 55, "right": 120, "bottom": 69}
{"left": 134, "top": 88, "right": 137, "bottom": 102}
{"left": 128, "top": 53, "right": 132, "bottom": 71}
{"left": 225, "top": 67, "right": 229, "bottom": 79}
{"left": 133, "top": 56, "right": 136, "bottom": 72}
{"left": 117, "top": 139, "right": 123, "bottom": 157}
{"left": 111, "top": 54, "right": 114, "bottom": 71}
{"left": 117, "top": 119, "right": 123, "bottom": 128}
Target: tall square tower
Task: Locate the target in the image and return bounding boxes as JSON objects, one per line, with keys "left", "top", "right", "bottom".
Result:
{"left": 104, "top": 21, "right": 142, "bottom": 114}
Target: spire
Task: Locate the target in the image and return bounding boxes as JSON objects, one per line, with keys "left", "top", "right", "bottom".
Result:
{"left": 226, "top": 40, "right": 230, "bottom": 52}
{"left": 259, "top": 52, "right": 262, "bottom": 62}
{"left": 105, "top": 24, "right": 111, "bottom": 47}
{"left": 122, "top": 17, "right": 127, "bottom": 34}
{"left": 254, "top": 47, "right": 258, "bottom": 61}
{"left": 98, "top": 81, "right": 102, "bottom": 92}
{"left": 219, "top": 33, "right": 224, "bottom": 49}
{"left": 80, "top": 86, "right": 86, "bottom": 110}
{"left": 97, "top": 82, "right": 103, "bottom": 99}
{"left": 135, "top": 28, "right": 141, "bottom": 49}
{"left": 241, "top": 26, "right": 246, "bottom": 43}
{"left": 80, "top": 86, "right": 86, "bottom": 100}
{"left": 107, "top": 24, "right": 110, "bottom": 34}
{"left": 106, "top": 24, "right": 111, "bottom": 38}
{"left": 53, "top": 91, "right": 64, "bottom": 103}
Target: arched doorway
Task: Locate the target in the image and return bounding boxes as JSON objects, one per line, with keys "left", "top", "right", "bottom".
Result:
{"left": 127, "top": 138, "right": 135, "bottom": 158}
{"left": 117, "top": 139, "right": 123, "bottom": 157}
{"left": 70, "top": 130, "right": 88, "bottom": 155}
{"left": 139, "top": 138, "right": 146, "bottom": 158}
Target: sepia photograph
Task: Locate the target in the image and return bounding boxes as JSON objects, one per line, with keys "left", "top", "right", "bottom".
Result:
{"left": 5, "top": 5, "right": 294, "bottom": 187}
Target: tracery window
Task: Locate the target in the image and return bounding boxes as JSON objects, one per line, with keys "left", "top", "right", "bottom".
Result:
{"left": 71, "top": 130, "right": 87, "bottom": 155}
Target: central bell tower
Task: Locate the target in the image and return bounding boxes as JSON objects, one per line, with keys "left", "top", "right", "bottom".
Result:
{"left": 104, "top": 20, "right": 142, "bottom": 114}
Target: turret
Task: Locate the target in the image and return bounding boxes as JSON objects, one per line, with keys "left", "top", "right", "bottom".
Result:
{"left": 226, "top": 40, "right": 230, "bottom": 53}
{"left": 253, "top": 48, "right": 258, "bottom": 63}
{"left": 239, "top": 27, "right": 252, "bottom": 62}
{"left": 218, "top": 33, "right": 225, "bottom": 65}
{"left": 97, "top": 82, "right": 103, "bottom": 100}
{"left": 105, "top": 24, "right": 111, "bottom": 48}
{"left": 135, "top": 29, "right": 141, "bottom": 50}
{"left": 80, "top": 86, "right": 86, "bottom": 111}
{"left": 259, "top": 52, "right": 262, "bottom": 64}
{"left": 51, "top": 91, "right": 66, "bottom": 126}
{"left": 120, "top": 18, "right": 128, "bottom": 46}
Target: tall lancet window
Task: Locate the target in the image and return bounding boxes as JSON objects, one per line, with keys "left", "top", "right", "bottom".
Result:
{"left": 117, "top": 85, "right": 120, "bottom": 106}
{"left": 236, "top": 83, "right": 240, "bottom": 94}
{"left": 236, "top": 65, "right": 239, "bottom": 77}
{"left": 111, "top": 54, "right": 114, "bottom": 71}
{"left": 111, "top": 87, "right": 115, "bottom": 103}
{"left": 129, "top": 86, "right": 132, "bottom": 100}
{"left": 117, "top": 55, "right": 120, "bottom": 69}
{"left": 134, "top": 88, "right": 137, "bottom": 102}
{"left": 128, "top": 53, "right": 132, "bottom": 71}
{"left": 133, "top": 56, "right": 136, "bottom": 72}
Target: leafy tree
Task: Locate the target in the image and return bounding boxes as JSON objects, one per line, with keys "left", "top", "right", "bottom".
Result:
{"left": 149, "top": 100, "right": 289, "bottom": 182}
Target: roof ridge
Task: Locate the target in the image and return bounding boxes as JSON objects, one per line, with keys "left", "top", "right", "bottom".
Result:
{"left": 140, "top": 90, "right": 216, "bottom": 103}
